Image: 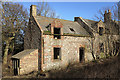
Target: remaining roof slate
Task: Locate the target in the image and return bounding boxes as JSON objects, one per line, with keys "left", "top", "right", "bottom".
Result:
{"left": 82, "top": 19, "right": 97, "bottom": 27}
{"left": 34, "top": 16, "right": 119, "bottom": 36}
{"left": 12, "top": 49, "right": 37, "bottom": 59}
{"left": 35, "top": 16, "right": 90, "bottom": 37}
{"left": 82, "top": 18, "right": 99, "bottom": 31}
{"left": 83, "top": 19, "right": 119, "bottom": 35}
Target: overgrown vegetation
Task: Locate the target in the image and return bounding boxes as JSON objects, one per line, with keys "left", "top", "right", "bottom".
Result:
{"left": 48, "top": 55, "right": 120, "bottom": 78}
{"left": 2, "top": 55, "right": 120, "bottom": 79}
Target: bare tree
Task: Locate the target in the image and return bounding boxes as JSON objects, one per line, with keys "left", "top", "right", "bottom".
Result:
{"left": 93, "top": 3, "right": 119, "bottom": 21}
{"left": 37, "top": 2, "right": 60, "bottom": 18}
{"left": 2, "top": 2, "right": 28, "bottom": 65}
{"left": 118, "top": 2, "right": 120, "bottom": 35}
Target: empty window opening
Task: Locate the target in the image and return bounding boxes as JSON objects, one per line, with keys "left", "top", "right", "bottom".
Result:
{"left": 100, "top": 43, "right": 104, "bottom": 53}
{"left": 69, "top": 28, "right": 75, "bottom": 32}
{"left": 54, "top": 28, "right": 61, "bottom": 39}
{"left": 79, "top": 47, "right": 85, "bottom": 63}
{"left": 99, "top": 27, "right": 104, "bottom": 35}
{"left": 54, "top": 47, "right": 61, "bottom": 59}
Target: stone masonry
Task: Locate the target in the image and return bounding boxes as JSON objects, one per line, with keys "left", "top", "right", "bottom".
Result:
{"left": 19, "top": 49, "right": 38, "bottom": 75}
{"left": 42, "top": 35, "right": 93, "bottom": 71}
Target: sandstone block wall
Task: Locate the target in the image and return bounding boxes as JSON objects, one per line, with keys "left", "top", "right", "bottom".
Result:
{"left": 20, "top": 49, "right": 38, "bottom": 75}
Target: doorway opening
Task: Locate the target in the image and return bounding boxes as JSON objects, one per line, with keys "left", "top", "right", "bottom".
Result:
{"left": 79, "top": 47, "right": 85, "bottom": 63}
{"left": 13, "top": 59, "right": 20, "bottom": 75}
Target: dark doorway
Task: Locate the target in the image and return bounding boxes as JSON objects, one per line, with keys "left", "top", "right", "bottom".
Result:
{"left": 79, "top": 47, "right": 85, "bottom": 63}
{"left": 13, "top": 59, "right": 19, "bottom": 75}
{"left": 54, "top": 28, "right": 61, "bottom": 39}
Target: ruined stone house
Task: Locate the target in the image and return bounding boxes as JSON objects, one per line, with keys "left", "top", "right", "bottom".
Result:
{"left": 11, "top": 5, "right": 120, "bottom": 75}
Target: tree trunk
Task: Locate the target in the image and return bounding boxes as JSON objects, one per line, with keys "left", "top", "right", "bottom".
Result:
{"left": 3, "top": 41, "right": 9, "bottom": 65}
{"left": 10, "top": 41, "right": 15, "bottom": 54}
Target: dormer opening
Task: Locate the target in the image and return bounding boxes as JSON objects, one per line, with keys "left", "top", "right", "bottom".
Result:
{"left": 70, "top": 28, "right": 75, "bottom": 32}
{"left": 54, "top": 27, "right": 61, "bottom": 39}
{"left": 99, "top": 27, "right": 104, "bottom": 35}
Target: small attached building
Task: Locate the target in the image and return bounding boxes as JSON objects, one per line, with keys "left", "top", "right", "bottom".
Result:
{"left": 12, "top": 49, "right": 38, "bottom": 75}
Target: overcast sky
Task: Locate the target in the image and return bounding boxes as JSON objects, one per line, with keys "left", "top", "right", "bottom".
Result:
{"left": 18, "top": 2, "right": 116, "bottom": 21}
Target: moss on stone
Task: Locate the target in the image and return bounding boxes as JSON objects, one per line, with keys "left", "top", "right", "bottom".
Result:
{"left": 44, "top": 31, "right": 51, "bottom": 34}
{"left": 63, "top": 33, "right": 90, "bottom": 37}
{"left": 100, "top": 52, "right": 105, "bottom": 58}
{"left": 43, "top": 32, "right": 90, "bottom": 37}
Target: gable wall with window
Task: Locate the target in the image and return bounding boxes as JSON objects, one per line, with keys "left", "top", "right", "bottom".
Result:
{"left": 97, "top": 21, "right": 105, "bottom": 36}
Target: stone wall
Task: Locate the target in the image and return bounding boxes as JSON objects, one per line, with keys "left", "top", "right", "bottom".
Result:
{"left": 41, "top": 35, "right": 93, "bottom": 71}
{"left": 20, "top": 49, "right": 38, "bottom": 75}
{"left": 93, "top": 33, "right": 106, "bottom": 58}
{"left": 24, "top": 20, "right": 31, "bottom": 49}
{"left": 93, "top": 32, "right": 120, "bottom": 59}
{"left": 24, "top": 16, "right": 42, "bottom": 49}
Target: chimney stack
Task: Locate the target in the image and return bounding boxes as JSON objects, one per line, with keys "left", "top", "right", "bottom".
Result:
{"left": 104, "top": 9, "right": 111, "bottom": 22}
{"left": 30, "top": 5, "right": 37, "bottom": 17}
{"left": 105, "top": 10, "right": 107, "bottom": 14}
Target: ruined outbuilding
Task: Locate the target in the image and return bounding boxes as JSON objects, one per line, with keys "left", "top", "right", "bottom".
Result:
{"left": 12, "top": 5, "right": 120, "bottom": 75}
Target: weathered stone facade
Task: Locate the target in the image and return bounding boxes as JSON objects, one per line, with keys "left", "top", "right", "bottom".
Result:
{"left": 12, "top": 5, "right": 120, "bottom": 75}
{"left": 42, "top": 35, "right": 93, "bottom": 71}
{"left": 92, "top": 33, "right": 119, "bottom": 59}
{"left": 75, "top": 11, "right": 120, "bottom": 59}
